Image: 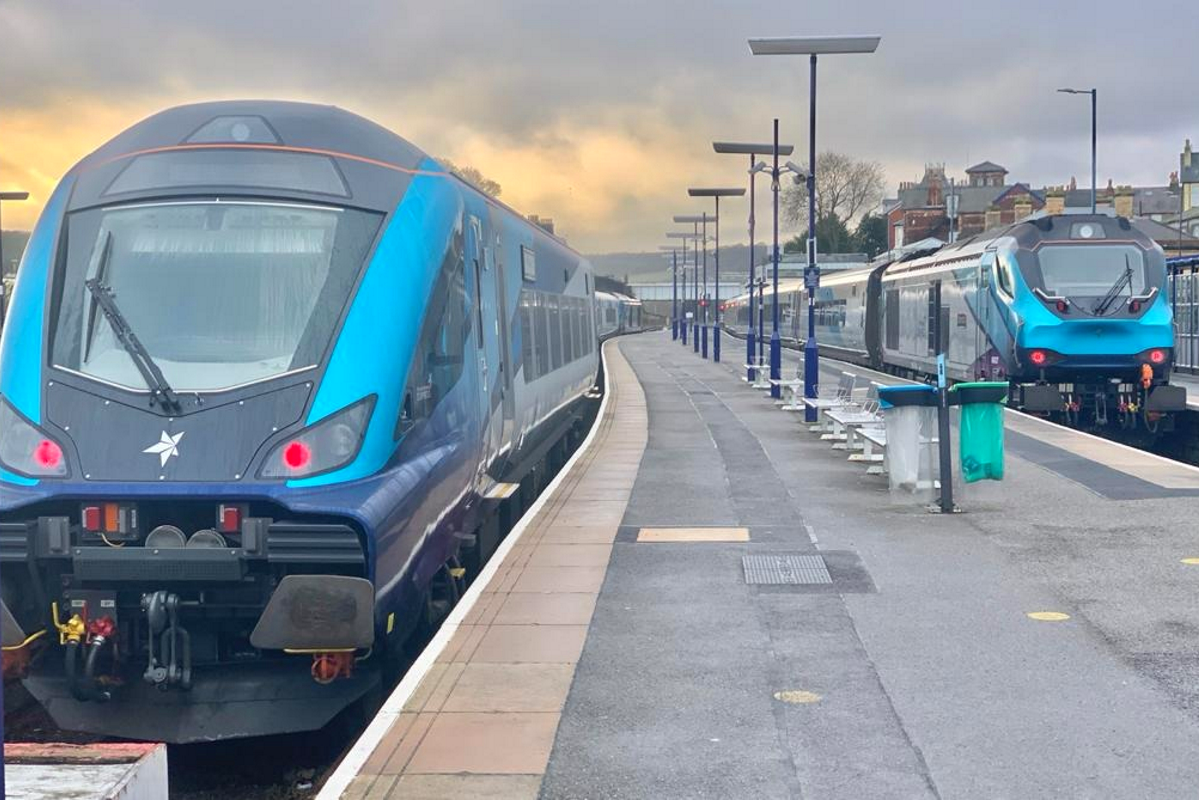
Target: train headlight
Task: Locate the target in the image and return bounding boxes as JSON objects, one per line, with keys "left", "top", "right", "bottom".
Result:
{"left": 0, "top": 395, "right": 68, "bottom": 478}
{"left": 260, "top": 395, "right": 375, "bottom": 479}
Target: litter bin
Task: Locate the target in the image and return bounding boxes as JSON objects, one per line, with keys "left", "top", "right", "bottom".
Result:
{"left": 877, "top": 385, "right": 939, "bottom": 497}
{"left": 949, "top": 381, "right": 1007, "bottom": 483}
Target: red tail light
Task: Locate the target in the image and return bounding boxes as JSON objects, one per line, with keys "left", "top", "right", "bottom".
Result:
{"left": 282, "top": 441, "right": 312, "bottom": 471}
{"left": 1030, "top": 350, "right": 1047, "bottom": 366}
{"left": 217, "top": 504, "right": 242, "bottom": 533}
{"left": 34, "top": 439, "right": 62, "bottom": 470}
{"left": 1149, "top": 349, "right": 1166, "bottom": 364}
{"left": 82, "top": 505, "right": 101, "bottom": 532}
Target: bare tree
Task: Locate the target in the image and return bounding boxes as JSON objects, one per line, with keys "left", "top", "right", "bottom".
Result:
{"left": 782, "top": 151, "right": 885, "bottom": 227}
{"left": 436, "top": 156, "right": 502, "bottom": 198}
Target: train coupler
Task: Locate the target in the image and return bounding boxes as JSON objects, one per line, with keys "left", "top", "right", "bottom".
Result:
{"left": 142, "top": 591, "right": 192, "bottom": 691}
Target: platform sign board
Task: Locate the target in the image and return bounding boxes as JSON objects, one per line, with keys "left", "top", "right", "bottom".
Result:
{"left": 936, "top": 353, "right": 947, "bottom": 389}
{"left": 804, "top": 266, "right": 820, "bottom": 290}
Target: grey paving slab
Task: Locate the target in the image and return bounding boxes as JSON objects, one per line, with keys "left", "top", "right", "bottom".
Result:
{"left": 543, "top": 331, "right": 1199, "bottom": 800}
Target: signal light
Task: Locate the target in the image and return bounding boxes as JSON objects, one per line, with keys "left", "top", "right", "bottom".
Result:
{"left": 1030, "top": 350, "right": 1048, "bottom": 366}
{"left": 282, "top": 441, "right": 312, "bottom": 471}
{"left": 1149, "top": 349, "right": 1166, "bottom": 364}
{"left": 1055, "top": 299, "right": 1068, "bottom": 313}
{"left": 34, "top": 439, "right": 62, "bottom": 470}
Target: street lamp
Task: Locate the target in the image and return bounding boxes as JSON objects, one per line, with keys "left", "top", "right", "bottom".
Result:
{"left": 666, "top": 231, "right": 698, "bottom": 346}
{"left": 688, "top": 188, "right": 745, "bottom": 363}
{"left": 675, "top": 215, "right": 709, "bottom": 355}
{"left": 658, "top": 246, "right": 680, "bottom": 339}
{"left": 0, "top": 187, "right": 28, "bottom": 795}
{"left": 749, "top": 128, "right": 804, "bottom": 398}
{"left": 750, "top": 33, "right": 881, "bottom": 418}
{"left": 1058, "top": 87, "right": 1097, "bottom": 214}
{"left": 713, "top": 141, "right": 793, "bottom": 381}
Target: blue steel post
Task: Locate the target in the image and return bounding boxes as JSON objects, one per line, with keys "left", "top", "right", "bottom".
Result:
{"left": 693, "top": 221, "right": 701, "bottom": 353}
{"left": 701, "top": 212, "right": 709, "bottom": 359}
{"left": 770, "top": 118, "right": 782, "bottom": 399}
{"left": 746, "top": 153, "right": 757, "bottom": 381}
{"left": 681, "top": 237, "right": 689, "bottom": 345}
{"left": 671, "top": 248, "right": 678, "bottom": 340}
{"left": 803, "top": 54, "right": 820, "bottom": 421}
{"left": 713, "top": 197, "right": 722, "bottom": 363}
{"left": 758, "top": 274, "right": 765, "bottom": 367}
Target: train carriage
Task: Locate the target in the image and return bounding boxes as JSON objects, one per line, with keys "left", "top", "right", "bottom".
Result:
{"left": 0, "top": 101, "right": 601, "bottom": 742}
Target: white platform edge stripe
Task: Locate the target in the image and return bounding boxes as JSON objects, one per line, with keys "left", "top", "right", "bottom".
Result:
{"left": 317, "top": 340, "right": 618, "bottom": 800}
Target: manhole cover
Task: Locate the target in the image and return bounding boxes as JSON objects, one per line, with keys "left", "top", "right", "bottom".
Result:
{"left": 743, "top": 554, "right": 832, "bottom": 585}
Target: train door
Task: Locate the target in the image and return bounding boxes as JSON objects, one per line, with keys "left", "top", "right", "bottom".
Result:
{"left": 486, "top": 225, "right": 516, "bottom": 469}
{"left": 975, "top": 250, "right": 1008, "bottom": 379}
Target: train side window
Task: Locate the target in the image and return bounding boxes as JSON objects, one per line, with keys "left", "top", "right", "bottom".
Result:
{"left": 396, "top": 228, "right": 467, "bottom": 437}
{"left": 520, "top": 289, "right": 537, "bottom": 381}
{"left": 521, "top": 246, "right": 536, "bottom": 282}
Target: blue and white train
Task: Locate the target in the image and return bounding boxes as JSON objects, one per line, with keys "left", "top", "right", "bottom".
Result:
{"left": 725, "top": 214, "right": 1185, "bottom": 428}
{"left": 0, "top": 101, "right": 602, "bottom": 741}
{"left": 595, "top": 290, "right": 646, "bottom": 338}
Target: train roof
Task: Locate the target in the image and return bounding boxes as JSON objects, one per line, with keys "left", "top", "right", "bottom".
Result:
{"left": 58, "top": 100, "right": 584, "bottom": 257}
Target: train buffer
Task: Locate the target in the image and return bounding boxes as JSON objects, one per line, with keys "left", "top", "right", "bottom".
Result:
{"left": 323, "top": 331, "right": 1199, "bottom": 799}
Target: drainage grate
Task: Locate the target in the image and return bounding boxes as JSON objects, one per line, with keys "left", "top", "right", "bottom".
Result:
{"left": 742, "top": 554, "right": 832, "bottom": 585}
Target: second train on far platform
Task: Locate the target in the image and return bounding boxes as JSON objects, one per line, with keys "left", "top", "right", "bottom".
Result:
{"left": 724, "top": 213, "right": 1186, "bottom": 430}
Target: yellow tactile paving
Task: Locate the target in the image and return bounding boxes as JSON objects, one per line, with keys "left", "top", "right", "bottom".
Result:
{"left": 351, "top": 339, "right": 647, "bottom": 798}
{"left": 637, "top": 527, "right": 751, "bottom": 542}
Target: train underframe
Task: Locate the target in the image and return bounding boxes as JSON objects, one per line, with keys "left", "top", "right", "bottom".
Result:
{"left": 1, "top": 396, "right": 599, "bottom": 743}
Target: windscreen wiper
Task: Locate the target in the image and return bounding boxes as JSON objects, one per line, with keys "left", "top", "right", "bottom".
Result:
{"left": 84, "top": 233, "right": 181, "bottom": 412}
{"left": 1091, "top": 256, "right": 1133, "bottom": 317}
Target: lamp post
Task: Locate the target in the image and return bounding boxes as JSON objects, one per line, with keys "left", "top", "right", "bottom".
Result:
{"left": 1058, "top": 87, "right": 1097, "bottom": 214}
{"left": 713, "top": 141, "right": 793, "bottom": 380}
{"left": 658, "top": 246, "right": 680, "bottom": 339}
{"left": 0, "top": 187, "right": 29, "bottom": 797}
{"left": 674, "top": 215, "right": 708, "bottom": 354}
{"left": 667, "top": 231, "right": 698, "bottom": 345}
{"left": 750, "top": 33, "right": 881, "bottom": 418}
{"left": 688, "top": 188, "right": 745, "bottom": 363}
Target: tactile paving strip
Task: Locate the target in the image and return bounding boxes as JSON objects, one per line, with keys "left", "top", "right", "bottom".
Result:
{"left": 742, "top": 554, "right": 833, "bottom": 585}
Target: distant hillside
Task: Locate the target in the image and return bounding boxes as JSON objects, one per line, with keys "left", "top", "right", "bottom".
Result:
{"left": 1, "top": 231, "right": 30, "bottom": 276}
{"left": 586, "top": 243, "right": 768, "bottom": 283}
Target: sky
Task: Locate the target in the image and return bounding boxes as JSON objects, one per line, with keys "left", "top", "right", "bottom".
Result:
{"left": 0, "top": 0, "right": 1193, "bottom": 254}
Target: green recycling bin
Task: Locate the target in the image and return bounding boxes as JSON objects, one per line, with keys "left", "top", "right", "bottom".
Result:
{"left": 949, "top": 381, "right": 1008, "bottom": 483}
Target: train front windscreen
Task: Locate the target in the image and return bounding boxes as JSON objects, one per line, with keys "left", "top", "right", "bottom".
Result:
{"left": 50, "top": 200, "right": 380, "bottom": 393}
{"left": 1030, "top": 243, "right": 1163, "bottom": 316}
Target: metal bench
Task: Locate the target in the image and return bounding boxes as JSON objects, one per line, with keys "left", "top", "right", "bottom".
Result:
{"left": 825, "top": 383, "right": 883, "bottom": 448}
{"left": 855, "top": 425, "right": 888, "bottom": 475}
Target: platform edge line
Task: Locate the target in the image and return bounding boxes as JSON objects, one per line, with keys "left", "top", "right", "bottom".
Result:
{"left": 317, "top": 340, "right": 619, "bottom": 800}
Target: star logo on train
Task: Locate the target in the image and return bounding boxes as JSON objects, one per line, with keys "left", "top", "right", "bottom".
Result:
{"left": 143, "top": 431, "right": 184, "bottom": 467}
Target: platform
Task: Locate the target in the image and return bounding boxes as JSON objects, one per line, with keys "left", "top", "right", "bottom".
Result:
{"left": 6, "top": 742, "right": 168, "bottom": 799}
{"left": 324, "top": 331, "right": 1199, "bottom": 799}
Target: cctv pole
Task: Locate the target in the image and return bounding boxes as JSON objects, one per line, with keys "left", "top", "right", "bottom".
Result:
{"left": 803, "top": 54, "right": 820, "bottom": 421}
{"left": 770, "top": 118, "right": 782, "bottom": 399}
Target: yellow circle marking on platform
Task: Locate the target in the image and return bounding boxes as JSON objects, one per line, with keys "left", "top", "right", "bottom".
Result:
{"left": 1181, "top": 558, "right": 1199, "bottom": 565}
{"left": 1027, "top": 611, "right": 1071, "bottom": 622}
{"left": 774, "top": 689, "right": 822, "bottom": 704}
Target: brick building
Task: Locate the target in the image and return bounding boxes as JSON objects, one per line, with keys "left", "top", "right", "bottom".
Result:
{"left": 883, "top": 161, "right": 1043, "bottom": 250}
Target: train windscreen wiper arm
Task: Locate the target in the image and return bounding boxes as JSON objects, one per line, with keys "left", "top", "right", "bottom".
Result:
{"left": 84, "top": 233, "right": 181, "bottom": 412}
{"left": 1091, "top": 257, "right": 1133, "bottom": 317}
